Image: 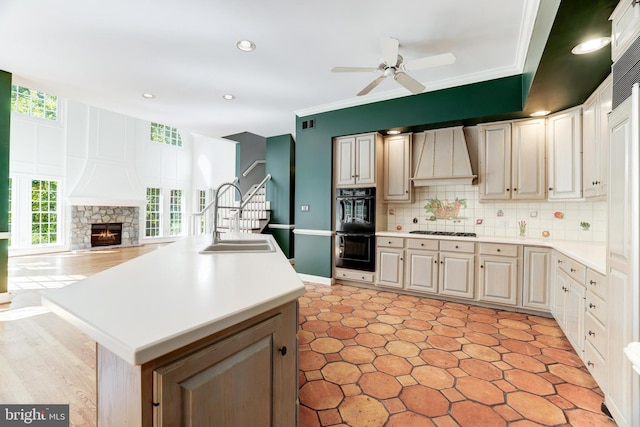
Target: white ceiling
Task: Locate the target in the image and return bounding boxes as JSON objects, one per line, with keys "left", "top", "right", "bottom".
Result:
{"left": 0, "top": 0, "right": 540, "bottom": 139}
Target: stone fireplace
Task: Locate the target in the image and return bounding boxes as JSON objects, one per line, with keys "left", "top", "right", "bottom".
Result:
{"left": 71, "top": 206, "right": 139, "bottom": 250}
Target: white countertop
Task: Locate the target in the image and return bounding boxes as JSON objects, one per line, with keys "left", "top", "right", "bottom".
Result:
{"left": 376, "top": 231, "right": 606, "bottom": 274}
{"left": 41, "top": 234, "right": 305, "bottom": 366}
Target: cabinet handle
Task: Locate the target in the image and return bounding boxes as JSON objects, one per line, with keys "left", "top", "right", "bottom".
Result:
{"left": 589, "top": 303, "right": 596, "bottom": 309}
{"left": 506, "top": 188, "right": 510, "bottom": 191}
{"left": 361, "top": 276, "right": 365, "bottom": 280}
{"left": 595, "top": 180, "right": 601, "bottom": 185}
{"left": 279, "top": 346, "right": 288, "bottom": 356}
{"left": 388, "top": 241, "right": 392, "bottom": 244}
{"left": 480, "top": 265, "right": 484, "bottom": 269}
{"left": 562, "top": 286, "right": 568, "bottom": 292}
{"left": 588, "top": 330, "right": 595, "bottom": 336}
{"left": 513, "top": 188, "right": 517, "bottom": 192}
{"left": 434, "top": 260, "right": 438, "bottom": 264}
{"left": 570, "top": 268, "right": 576, "bottom": 272}
{"left": 558, "top": 260, "right": 563, "bottom": 264}
{"left": 440, "top": 261, "right": 444, "bottom": 264}
{"left": 589, "top": 280, "right": 596, "bottom": 285}
{"left": 420, "top": 243, "right": 424, "bottom": 247}
{"left": 549, "top": 187, "right": 553, "bottom": 191}
{"left": 455, "top": 245, "right": 459, "bottom": 249}
{"left": 497, "top": 248, "right": 501, "bottom": 252}
{"left": 400, "top": 257, "right": 403, "bottom": 261}
{"left": 587, "top": 361, "right": 594, "bottom": 367}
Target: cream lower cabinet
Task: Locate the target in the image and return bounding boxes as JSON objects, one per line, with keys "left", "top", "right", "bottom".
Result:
{"left": 522, "top": 247, "right": 551, "bottom": 312}
{"left": 376, "top": 237, "right": 404, "bottom": 288}
{"left": 477, "top": 243, "right": 520, "bottom": 306}
{"left": 438, "top": 241, "right": 475, "bottom": 300}
{"left": 405, "top": 239, "right": 439, "bottom": 294}
{"left": 552, "top": 252, "right": 587, "bottom": 355}
{"left": 584, "top": 269, "right": 607, "bottom": 392}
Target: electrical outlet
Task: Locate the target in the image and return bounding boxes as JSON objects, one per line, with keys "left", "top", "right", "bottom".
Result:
{"left": 301, "top": 205, "right": 310, "bottom": 212}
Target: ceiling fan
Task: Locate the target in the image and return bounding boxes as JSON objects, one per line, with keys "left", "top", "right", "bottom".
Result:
{"left": 332, "top": 36, "right": 456, "bottom": 96}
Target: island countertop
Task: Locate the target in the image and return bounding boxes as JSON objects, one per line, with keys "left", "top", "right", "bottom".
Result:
{"left": 41, "top": 234, "right": 305, "bottom": 366}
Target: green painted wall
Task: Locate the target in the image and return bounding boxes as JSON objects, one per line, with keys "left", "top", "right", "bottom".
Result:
{"left": 266, "top": 134, "right": 295, "bottom": 258}
{"left": 294, "top": 75, "right": 524, "bottom": 277}
{"left": 0, "top": 71, "right": 10, "bottom": 295}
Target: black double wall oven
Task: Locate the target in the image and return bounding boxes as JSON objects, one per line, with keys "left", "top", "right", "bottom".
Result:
{"left": 335, "top": 187, "right": 376, "bottom": 272}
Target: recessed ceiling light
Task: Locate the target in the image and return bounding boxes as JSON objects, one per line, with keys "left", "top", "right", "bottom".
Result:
{"left": 142, "top": 93, "right": 155, "bottom": 99}
{"left": 387, "top": 130, "right": 401, "bottom": 135}
{"left": 236, "top": 40, "right": 256, "bottom": 52}
{"left": 571, "top": 37, "right": 611, "bottom": 55}
{"left": 530, "top": 110, "right": 550, "bottom": 117}
{"left": 222, "top": 94, "right": 236, "bottom": 100}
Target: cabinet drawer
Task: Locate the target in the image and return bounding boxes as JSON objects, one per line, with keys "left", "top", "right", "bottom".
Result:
{"left": 584, "top": 341, "right": 607, "bottom": 392}
{"left": 335, "top": 268, "right": 375, "bottom": 284}
{"left": 586, "top": 269, "right": 606, "bottom": 300}
{"left": 377, "top": 237, "right": 404, "bottom": 248}
{"left": 406, "top": 238, "right": 438, "bottom": 251}
{"left": 439, "top": 240, "right": 475, "bottom": 254}
{"left": 586, "top": 291, "right": 606, "bottom": 325}
{"left": 478, "top": 243, "right": 518, "bottom": 257}
{"left": 585, "top": 311, "right": 606, "bottom": 358}
{"left": 555, "top": 252, "right": 586, "bottom": 284}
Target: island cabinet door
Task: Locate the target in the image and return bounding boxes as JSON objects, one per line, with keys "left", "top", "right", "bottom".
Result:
{"left": 153, "top": 311, "right": 294, "bottom": 427}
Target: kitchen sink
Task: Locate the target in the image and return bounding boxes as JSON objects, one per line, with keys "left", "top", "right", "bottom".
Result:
{"left": 199, "top": 239, "right": 275, "bottom": 254}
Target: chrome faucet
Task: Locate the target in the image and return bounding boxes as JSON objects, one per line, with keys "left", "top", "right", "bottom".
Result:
{"left": 211, "top": 182, "right": 243, "bottom": 245}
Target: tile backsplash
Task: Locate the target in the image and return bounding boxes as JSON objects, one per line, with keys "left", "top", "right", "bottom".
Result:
{"left": 385, "top": 185, "right": 606, "bottom": 243}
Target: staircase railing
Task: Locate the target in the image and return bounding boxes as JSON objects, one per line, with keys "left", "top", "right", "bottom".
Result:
{"left": 189, "top": 175, "right": 272, "bottom": 236}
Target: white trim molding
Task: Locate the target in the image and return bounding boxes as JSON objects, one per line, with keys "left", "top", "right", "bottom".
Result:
{"left": 297, "top": 273, "right": 333, "bottom": 286}
{"left": 293, "top": 229, "right": 333, "bottom": 237}
{"left": 268, "top": 224, "right": 295, "bottom": 230}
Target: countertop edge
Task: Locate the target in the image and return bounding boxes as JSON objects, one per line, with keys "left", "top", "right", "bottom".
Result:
{"left": 375, "top": 231, "right": 606, "bottom": 274}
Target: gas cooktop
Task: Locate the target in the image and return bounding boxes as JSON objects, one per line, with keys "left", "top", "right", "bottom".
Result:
{"left": 409, "top": 231, "right": 477, "bottom": 238}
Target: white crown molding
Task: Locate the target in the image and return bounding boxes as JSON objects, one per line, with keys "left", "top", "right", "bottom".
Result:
{"left": 515, "top": 0, "right": 542, "bottom": 70}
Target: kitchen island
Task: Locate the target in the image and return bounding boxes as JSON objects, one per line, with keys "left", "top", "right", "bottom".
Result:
{"left": 42, "top": 234, "right": 305, "bottom": 427}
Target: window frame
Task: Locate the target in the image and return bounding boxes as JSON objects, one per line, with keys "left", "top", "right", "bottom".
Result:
{"left": 169, "top": 189, "right": 184, "bottom": 236}
{"left": 145, "top": 187, "right": 162, "bottom": 238}
{"left": 150, "top": 122, "right": 183, "bottom": 147}
{"left": 10, "top": 84, "right": 59, "bottom": 122}
{"left": 30, "top": 179, "right": 60, "bottom": 246}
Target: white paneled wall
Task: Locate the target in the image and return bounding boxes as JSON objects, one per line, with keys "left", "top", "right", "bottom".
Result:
{"left": 9, "top": 96, "right": 236, "bottom": 252}
{"left": 385, "top": 185, "right": 606, "bottom": 243}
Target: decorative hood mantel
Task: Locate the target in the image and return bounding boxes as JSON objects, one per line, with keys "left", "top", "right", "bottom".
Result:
{"left": 411, "top": 126, "right": 476, "bottom": 186}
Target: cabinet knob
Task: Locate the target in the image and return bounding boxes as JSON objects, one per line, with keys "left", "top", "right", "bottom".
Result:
{"left": 595, "top": 180, "right": 601, "bottom": 185}
{"left": 549, "top": 187, "right": 553, "bottom": 191}
{"left": 589, "top": 303, "right": 596, "bottom": 309}
{"left": 480, "top": 265, "right": 484, "bottom": 269}
{"left": 278, "top": 346, "right": 288, "bottom": 356}
{"left": 590, "top": 280, "right": 596, "bottom": 285}
{"left": 587, "top": 361, "right": 594, "bottom": 367}
{"left": 400, "top": 257, "right": 403, "bottom": 261}
{"left": 434, "top": 260, "right": 438, "bottom": 264}
{"left": 570, "top": 268, "right": 576, "bottom": 272}
{"left": 513, "top": 188, "right": 517, "bottom": 192}
{"left": 420, "top": 243, "right": 424, "bottom": 246}
{"left": 497, "top": 248, "right": 501, "bottom": 252}
{"left": 558, "top": 260, "right": 563, "bottom": 264}
{"left": 588, "top": 330, "right": 595, "bottom": 336}
{"left": 506, "top": 188, "right": 510, "bottom": 191}
{"left": 440, "top": 261, "right": 444, "bottom": 264}
{"left": 455, "top": 245, "right": 459, "bottom": 249}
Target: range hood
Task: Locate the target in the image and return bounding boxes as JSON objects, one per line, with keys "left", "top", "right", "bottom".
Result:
{"left": 411, "top": 126, "right": 476, "bottom": 186}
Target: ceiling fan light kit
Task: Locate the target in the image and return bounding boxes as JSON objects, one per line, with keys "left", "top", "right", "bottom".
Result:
{"left": 332, "top": 36, "right": 456, "bottom": 96}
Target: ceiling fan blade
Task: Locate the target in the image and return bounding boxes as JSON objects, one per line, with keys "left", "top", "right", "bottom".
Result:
{"left": 403, "top": 52, "right": 456, "bottom": 71}
{"left": 331, "top": 66, "right": 379, "bottom": 73}
{"left": 381, "top": 36, "right": 400, "bottom": 66}
{"left": 357, "top": 76, "right": 386, "bottom": 96}
{"left": 394, "top": 72, "right": 425, "bottom": 94}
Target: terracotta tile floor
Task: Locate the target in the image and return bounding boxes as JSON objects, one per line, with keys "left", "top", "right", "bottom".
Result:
{"left": 297, "top": 283, "right": 616, "bottom": 427}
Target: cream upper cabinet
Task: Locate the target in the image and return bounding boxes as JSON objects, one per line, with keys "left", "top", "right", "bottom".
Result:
{"left": 547, "top": 107, "right": 583, "bottom": 200}
{"left": 610, "top": 0, "right": 640, "bottom": 62}
{"left": 478, "top": 119, "right": 546, "bottom": 201}
{"left": 383, "top": 133, "right": 412, "bottom": 202}
{"left": 335, "top": 133, "right": 379, "bottom": 187}
{"left": 582, "top": 75, "right": 612, "bottom": 199}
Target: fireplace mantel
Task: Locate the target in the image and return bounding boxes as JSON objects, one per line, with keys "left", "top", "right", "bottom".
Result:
{"left": 70, "top": 205, "right": 139, "bottom": 250}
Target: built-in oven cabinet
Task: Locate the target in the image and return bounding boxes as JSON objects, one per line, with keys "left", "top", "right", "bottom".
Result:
{"left": 334, "top": 133, "right": 383, "bottom": 188}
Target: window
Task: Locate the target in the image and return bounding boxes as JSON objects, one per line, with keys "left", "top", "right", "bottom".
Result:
{"left": 150, "top": 122, "right": 182, "bottom": 147}
{"left": 31, "top": 180, "right": 58, "bottom": 245}
{"left": 169, "top": 189, "right": 183, "bottom": 236}
{"left": 145, "top": 187, "right": 161, "bottom": 237}
{"left": 11, "top": 85, "right": 58, "bottom": 121}
{"left": 198, "top": 189, "right": 207, "bottom": 233}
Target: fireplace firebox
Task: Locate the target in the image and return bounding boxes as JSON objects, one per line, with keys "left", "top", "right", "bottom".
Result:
{"left": 91, "top": 223, "right": 123, "bottom": 247}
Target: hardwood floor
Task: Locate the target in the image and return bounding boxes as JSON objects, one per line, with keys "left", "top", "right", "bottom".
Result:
{"left": 1, "top": 245, "right": 163, "bottom": 427}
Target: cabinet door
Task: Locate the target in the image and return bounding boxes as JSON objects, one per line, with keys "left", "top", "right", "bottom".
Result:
{"left": 597, "top": 78, "right": 612, "bottom": 197}
{"left": 377, "top": 248, "right": 404, "bottom": 288}
{"left": 439, "top": 252, "right": 474, "bottom": 299}
{"left": 522, "top": 247, "right": 551, "bottom": 311}
{"left": 355, "top": 134, "right": 376, "bottom": 185}
{"left": 336, "top": 136, "right": 356, "bottom": 186}
{"left": 154, "top": 313, "right": 290, "bottom": 427}
{"left": 478, "top": 255, "right": 518, "bottom": 306}
{"left": 582, "top": 95, "right": 599, "bottom": 199}
{"left": 383, "top": 134, "right": 411, "bottom": 202}
{"left": 547, "top": 107, "right": 583, "bottom": 200}
{"left": 405, "top": 250, "right": 438, "bottom": 294}
{"left": 478, "top": 122, "right": 511, "bottom": 201}
{"left": 565, "top": 278, "right": 586, "bottom": 353}
{"left": 553, "top": 267, "right": 569, "bottom": 329}
{"left": 611, "top": 0, "right": 640, "bottom": 62}
{"left": 511, "top": 119, "right": 546, "bottom": 200}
